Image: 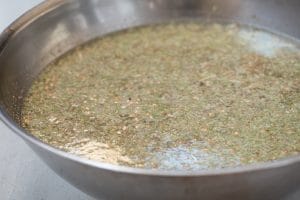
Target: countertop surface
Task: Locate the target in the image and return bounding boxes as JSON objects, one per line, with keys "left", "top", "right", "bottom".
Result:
{"left": 0, "top": 1, "right": 299, "bottom": 200}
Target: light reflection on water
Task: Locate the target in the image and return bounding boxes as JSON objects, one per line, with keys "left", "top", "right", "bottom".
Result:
{"left": 145, "top": 141, "right": 241, "bottom": 170}
{"left": 238, "top": 29, "right": 297, "bottom": 57}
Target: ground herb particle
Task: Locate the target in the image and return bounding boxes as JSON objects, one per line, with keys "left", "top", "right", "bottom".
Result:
{"left": 22, "top": 23, "right": 300, "bottom": 170}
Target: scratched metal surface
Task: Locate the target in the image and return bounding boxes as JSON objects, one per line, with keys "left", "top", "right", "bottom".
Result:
{"left": 0, "top": 1, "right": 94, "bottom": 200}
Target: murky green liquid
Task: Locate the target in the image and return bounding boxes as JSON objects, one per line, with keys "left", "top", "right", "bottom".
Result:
{"left": 22, "top": 23, "right": 300, "bottom": 170}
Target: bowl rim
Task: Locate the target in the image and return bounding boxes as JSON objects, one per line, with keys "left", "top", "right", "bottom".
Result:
{"left": 0, "top": 0, "right": 299, "bottom": 177}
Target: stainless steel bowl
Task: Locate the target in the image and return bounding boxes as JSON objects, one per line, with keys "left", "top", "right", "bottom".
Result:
{"left": 0, "top": 0, "right": 299, "bottom": 199}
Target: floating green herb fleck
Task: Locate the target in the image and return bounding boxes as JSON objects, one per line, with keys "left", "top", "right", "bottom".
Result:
{"left": 22, "top": 23, "right": 300, "bottom": 170}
